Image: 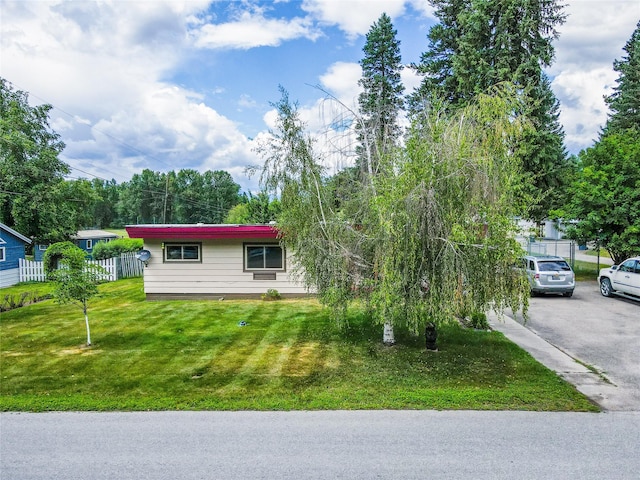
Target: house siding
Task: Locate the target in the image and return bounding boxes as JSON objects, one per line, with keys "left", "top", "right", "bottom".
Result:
{"left": 0, "top": 268, "right": 20, "bottom": 288}
{"left": 142, "top": 238, "right": 309, "bottom": 299}
{"left": 0, "top": 224, "right": 31, "bottom": 288}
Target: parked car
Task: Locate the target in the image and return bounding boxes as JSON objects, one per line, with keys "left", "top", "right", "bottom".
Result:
{"left": 598, "top": 257, "right": 640, "bottom": 300}
{"left": 523, "top": 255, "right": 575, "bottom": 297}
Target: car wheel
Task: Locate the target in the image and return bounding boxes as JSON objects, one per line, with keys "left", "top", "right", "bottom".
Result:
{"left": 563, "top": 291, "right": 573, "bottom": 298}
{"left": 600, "top": 278, "right": 614, "bottom": 297}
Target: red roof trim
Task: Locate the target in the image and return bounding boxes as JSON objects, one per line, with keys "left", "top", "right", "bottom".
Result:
{"left": 125, "top": 225, "right": 279, "bottom": 240}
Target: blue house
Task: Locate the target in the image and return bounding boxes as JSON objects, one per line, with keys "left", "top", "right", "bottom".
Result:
{"left": 34, "top": 229, "right": 118, "bottom": 261}
{"left": 0, "top": 223, "right": 32, "bottom": 288}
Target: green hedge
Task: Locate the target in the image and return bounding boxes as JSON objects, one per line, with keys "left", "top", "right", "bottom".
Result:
{"left": 92, "top": 238, "right": 143, "bottom": 260}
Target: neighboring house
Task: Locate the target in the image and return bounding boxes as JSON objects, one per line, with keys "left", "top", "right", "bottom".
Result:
{"left": 34, "top": 229, "right": 118, "bottom": 261}
{"left": 125, "top": 224, "right": 310, "bottom": 300}
{"left": 0, "top": 223, "right": 32, "bottom": 288}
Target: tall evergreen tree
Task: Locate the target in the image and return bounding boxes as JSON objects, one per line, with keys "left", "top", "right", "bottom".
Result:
{"left": 357, "top": 13, "right": 404, "bottom": 177}
{"left": 410, "top": 0, "right": 569, "bottom": 221}
{"left": 604, "top": 20, "right": 640, "bottom": 134}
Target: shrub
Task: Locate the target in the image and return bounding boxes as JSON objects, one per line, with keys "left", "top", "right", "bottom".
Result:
{"left": 261, "top": 289, "right": 282, "bottom": 301}
{"left": 92, "top": 238, "right": 143, "bottom": 260}
{"left": 0, "top": 291, "right": 53, "bottom": 312}
{"left": 469, "top": 311, "right": 490, "bottom": 330}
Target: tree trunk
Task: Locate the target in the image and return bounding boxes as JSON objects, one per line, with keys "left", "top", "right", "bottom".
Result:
{"left": 83, "top": 303, "right": 92, "bottom": 346}
{"left": 383, "top": 321, "right": 395, "bottom": 345}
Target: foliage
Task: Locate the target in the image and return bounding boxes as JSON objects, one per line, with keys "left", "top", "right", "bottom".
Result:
{"left": 469, "top": 312, "right": 490, "bottom": 330}
{"left": 43, "top": 242, "right": 107, "bottom": 346}
{"left": 557, "top": 129, "right": 640, "bottom": 264}
{"left": 0, "top": 78, "right": 76, "bottom": 243}
{"left": 0, "top": 279, "right": 597, "bottom": 412}
{"left": 225, "top": 191, "right": 281, "bottom": 224}
{"left": 261, "top": 288, "right": 282, "bottom": 301}
{"left": 357, "top": 13, "right": 405, "bottom": 175}
{"left": 258, "top": 86, "right": 530, "bottom": 341}
{"left": 557, "top": 25, "right": 640, "bottom": 265}
{"left": 1, "top": 288, "right": 52, "bottom": 312}
{"left": 410, "top": 0, "right": 569, "bottom": 221}
{"left": 90, "top": 178, "right": 121, "bottom": 228}
{"left": 91, "top": 238, "right": 143, "bottom": 260}
{"left": 116, "top": 168, "right": 241, "bottom": 225}
{"left": 604, "top": 21, "right": 640, "bottom": 135}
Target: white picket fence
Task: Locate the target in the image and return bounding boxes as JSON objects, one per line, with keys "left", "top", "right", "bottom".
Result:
{"left": 19, "top": 252, "right": 143, "bottom": 283}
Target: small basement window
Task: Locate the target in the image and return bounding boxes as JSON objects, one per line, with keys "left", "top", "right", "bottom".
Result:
{"left": 244, "top": 244, "right": 284, "bottom": 271}
{"left": 164, "top": 243, "right": 201, "bottom": 262}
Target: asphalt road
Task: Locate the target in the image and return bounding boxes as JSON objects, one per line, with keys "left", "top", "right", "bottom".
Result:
{"left": 508, "top": 280, "right": 640, "bottom": 411}
{"left": 2, "top": 410, "right": 639, "bottom": 480}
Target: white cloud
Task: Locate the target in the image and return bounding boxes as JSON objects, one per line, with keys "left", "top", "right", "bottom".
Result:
{"left": 549, "top": 0, "right": 639, "bottom": 153}
{"left": 302, "top": 0, "right": 407, "bottom": 38}
{"left": 238, "top": 94, "right": 258, "bottom": 110}
{"left": 0, "top": 0, "right": 260, "bottom": 189}
{"left": 319, "top": 62, "right": 362, "bottom": 104}
{"left": 192, "top": 10, "right": 322, "bottom": 49}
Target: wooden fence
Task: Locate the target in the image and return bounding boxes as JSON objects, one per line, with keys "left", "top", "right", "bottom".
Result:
{"left": 19, "top": 252, "right": 143, "bottom": 283}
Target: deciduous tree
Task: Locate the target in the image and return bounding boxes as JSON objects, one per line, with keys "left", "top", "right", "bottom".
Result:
{"left": 257, "top": 87, "right": 529, "bottom": 345}
{"left": 44, "top": 242, "right": 106, "bottom": 346}
{"left": 0, "top": 78, "right": 73, "bottom": 242}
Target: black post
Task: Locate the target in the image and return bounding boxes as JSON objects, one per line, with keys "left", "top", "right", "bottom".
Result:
{"left": 425, "top": 322, "right": 438, "bottom": 351}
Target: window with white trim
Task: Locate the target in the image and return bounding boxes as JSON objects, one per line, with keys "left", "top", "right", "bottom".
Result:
{"left": 164, "top": 243, "right": 201, "bottom": 262}
{"left": 0, "top": 247, "right": 5, "bottom": 262}
{"left": 86, "top": 239, "right": 93, "bottom": 250}
{"left": 244, "top": 244, "right": 284, "bottom": 271}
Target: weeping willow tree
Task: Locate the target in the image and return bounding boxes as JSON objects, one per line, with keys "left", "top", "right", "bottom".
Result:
{"left": 257, "top": 85, "right": 530, "bottom": 345}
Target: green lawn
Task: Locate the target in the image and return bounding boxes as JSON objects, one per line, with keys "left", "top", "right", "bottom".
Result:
{"left": 572, "top": 260, "right": 603, "bottom": 281}
{"left": 0, "top": 278, "right": 598, "bottom": 412}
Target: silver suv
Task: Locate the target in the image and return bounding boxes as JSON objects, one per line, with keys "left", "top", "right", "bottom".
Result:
{"left": 523, "top": 255, "right": 575, "bottom": 297}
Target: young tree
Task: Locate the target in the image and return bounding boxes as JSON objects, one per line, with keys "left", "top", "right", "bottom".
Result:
{"left": 357, "top": 13, "right": 405, "bottom": 177}
{"left": 44, "top": 242, "right": 107, "bottom": 346}
{"left": 257, "top": 87, "right": 529, "bottom": 345}
{"left": 604, "top": 20, "right": 640, "bottom": 135}
{"left": 410, "top": 0, "right": 569, "bottom": 221}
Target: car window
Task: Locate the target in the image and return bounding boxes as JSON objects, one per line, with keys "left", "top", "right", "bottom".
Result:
{"left": 620, "top": 260, "right": 635, "bottom": 273}
{"left": 538, "top": 260, "right": 571, "bottom": 272}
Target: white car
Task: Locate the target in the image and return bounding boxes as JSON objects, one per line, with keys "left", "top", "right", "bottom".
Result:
{"left": 598, "top": 256, "right": 640, "bottom": 300}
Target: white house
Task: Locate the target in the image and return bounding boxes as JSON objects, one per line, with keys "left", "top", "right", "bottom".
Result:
{"left": 125, "top": 224, "right": 310, "bottom": 300}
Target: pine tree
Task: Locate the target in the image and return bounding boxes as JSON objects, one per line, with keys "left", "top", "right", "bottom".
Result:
{"left": 604, "top": 21, "right": 640, "bottom": 134}
{"left": 357, "top": 13, "right": 404, "bottom": 177}
{"left": 410, "top": 0, "right": 569, "bottom": 221}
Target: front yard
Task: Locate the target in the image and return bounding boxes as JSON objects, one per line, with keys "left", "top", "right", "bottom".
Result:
{"left": 0, "top": 278, "right": 597, "bottom": 412}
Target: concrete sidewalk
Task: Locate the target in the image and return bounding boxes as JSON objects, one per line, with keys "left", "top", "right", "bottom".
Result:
{"left": 488, "top": 313, "right": 624, "bottom": 411}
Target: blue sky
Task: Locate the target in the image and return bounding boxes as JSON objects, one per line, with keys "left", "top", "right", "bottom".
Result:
{"left": 1, "top": 0, "right": 638, "bottom": 193}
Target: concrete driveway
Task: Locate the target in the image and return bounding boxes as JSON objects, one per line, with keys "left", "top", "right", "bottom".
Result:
{"left": 499, "top": 280, "right": 640, "bottom": 411}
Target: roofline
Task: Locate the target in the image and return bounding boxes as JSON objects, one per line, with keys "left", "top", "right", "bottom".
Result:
{"left": 0, "top": 223, "right": 32, "bottom": 244}
{"left": 125, "top": 224, "right": 279, "bottom": 240}
{"left": 72, "top": 230, "right": 119, "bottom": 239}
